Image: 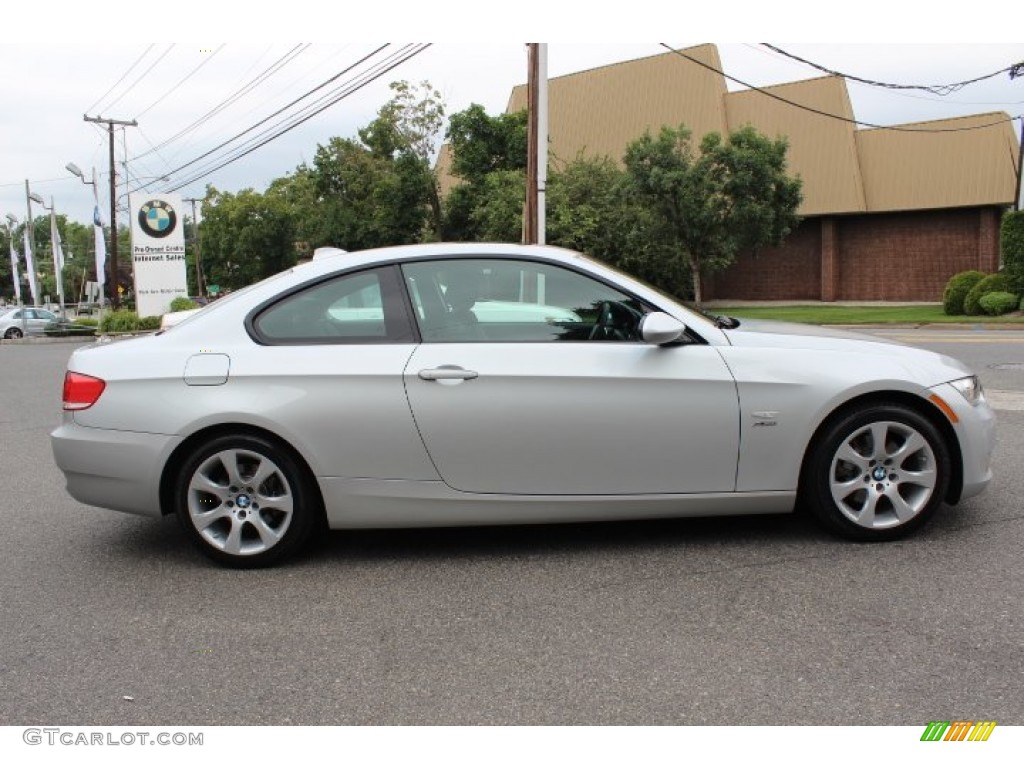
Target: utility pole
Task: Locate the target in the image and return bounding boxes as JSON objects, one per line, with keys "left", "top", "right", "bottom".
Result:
{"left": 524, "top": 43, "right": 548, "bottom": 245}
{"left": 184, "top": 197, "right": 205, "bottom": 297}
{"left": 1016, "top": 118, "right": 1023, "bottom": 212}
{"left": 84, "top": 115, "right": 137, "bottom": 308}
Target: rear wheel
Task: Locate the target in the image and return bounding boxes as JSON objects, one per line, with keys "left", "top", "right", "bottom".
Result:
{"left": 174, "top": 434, "right": 319, "bottom": 567}
{"left": 4, "top": 327, "right": 23, "bottom": 339}
{"left": 805, "top": 404, "right": 951, "bottom": 541}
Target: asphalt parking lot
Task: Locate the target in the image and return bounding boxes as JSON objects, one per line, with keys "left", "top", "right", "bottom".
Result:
{"left": 1, "top": 334, "right": 1022, "bottom": 725}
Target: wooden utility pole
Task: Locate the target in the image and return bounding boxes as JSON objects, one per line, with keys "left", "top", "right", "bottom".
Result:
{"left": 84, "top": 115, "right": 137, "bottom": 308}
{"left": 525, "top": 43, "right": 539, "bottom": 244}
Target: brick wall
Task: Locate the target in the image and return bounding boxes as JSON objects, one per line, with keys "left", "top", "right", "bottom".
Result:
{"left": 706, "top": 220, "right": 821, "bottom": 300}
{"left": 706, "top": 207, "right": 1002, "bottom": 301}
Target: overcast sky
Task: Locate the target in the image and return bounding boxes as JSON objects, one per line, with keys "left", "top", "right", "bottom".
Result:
{"left": 2, "top": 3, "right": 1022, "bottom": 231}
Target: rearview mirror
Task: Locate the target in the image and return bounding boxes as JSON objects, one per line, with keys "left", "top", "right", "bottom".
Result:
{"left": 639, "top": 312, "right": 685, "bottom": 345}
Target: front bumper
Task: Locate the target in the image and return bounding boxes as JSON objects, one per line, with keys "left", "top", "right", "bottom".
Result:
{"left": 929, "top": 381, "right": 996, "bottom": 502}
{"left": 51, "top": 416, "right": 180, "bottom": 518}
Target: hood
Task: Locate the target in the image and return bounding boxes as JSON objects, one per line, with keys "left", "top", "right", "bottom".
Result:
{"left": 720, "top": 318, "right": 975, "bottom": 385}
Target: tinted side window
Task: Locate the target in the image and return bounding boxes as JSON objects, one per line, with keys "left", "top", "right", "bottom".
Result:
{"left": 401, "top": 259, "right": 650, "bottom": 343}
{"left": 253, "top": 267, "right": 413, "bottom": 344}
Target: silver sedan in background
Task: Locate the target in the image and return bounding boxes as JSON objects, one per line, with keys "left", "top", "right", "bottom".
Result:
{"left": 51, "top": 243, "right": 995, "bottom": 567}
{"left": 1, "top": 306, "right": 59, "bottom": 338}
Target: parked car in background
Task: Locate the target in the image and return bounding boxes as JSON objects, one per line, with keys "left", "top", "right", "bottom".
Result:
{"left": 1, "top": 306, "right": 60, "bottom": 338}
{"left": 51, "top": 243, "right": 995, "bottom": 567}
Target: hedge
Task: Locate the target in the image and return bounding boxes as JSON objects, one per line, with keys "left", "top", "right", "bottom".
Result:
{"left": 978, "top": 291, "right": 1019, "bottom": 316}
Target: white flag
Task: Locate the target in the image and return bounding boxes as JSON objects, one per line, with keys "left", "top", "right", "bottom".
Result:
{"left": 51, "top": 214, "right": 66, "bottom": 308}
{"left": 7, "top": 235, "right": 20, "bottom": 304}
{"left": 22, "top": 229, "right": 39, "bottom": 305}
{"left": 93, "top": 190, "right": 106, "bottom": 292}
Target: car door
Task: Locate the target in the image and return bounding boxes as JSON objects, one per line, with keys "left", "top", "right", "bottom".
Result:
{"left": 401, "top": 258, "right": 740, "bottom": 496}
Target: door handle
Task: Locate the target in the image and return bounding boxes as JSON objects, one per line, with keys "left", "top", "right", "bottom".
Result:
{"left": 418, "top": 366, "right": 479, "bottom": 381}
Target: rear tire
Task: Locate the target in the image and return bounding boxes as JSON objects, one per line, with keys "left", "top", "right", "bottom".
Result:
{"left": 804, "top": 404, "right": 951, "bottom": 541}
{"left": 5, "top": 327, "right": 23, "bottom": 339}
{"left": 174, "top": 434, "right": 319, "bottom": 567}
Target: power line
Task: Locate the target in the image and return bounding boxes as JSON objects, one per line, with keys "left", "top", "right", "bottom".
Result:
{"left": 100, "top": 44, "right": 176, "bottom": 114}
{"left": 164, "top": 44, "right": 431, "bottom": 193}
{"left": 85, "top": 44, "right": 154, "bottom": 114}
{"left": 135, "top": 43, "right": 227, "bottom": 119}
{"left": 659, "top": 43, "right": 1017, "bottom": 133}
{"left": 761, "top": 44, "right": 1021, "bottom": 96}
{"left": 129, "top": 44, "right": 396, "bottom": 194}
{"left": 131, "top": 44, "right": 311, "bottom": 162}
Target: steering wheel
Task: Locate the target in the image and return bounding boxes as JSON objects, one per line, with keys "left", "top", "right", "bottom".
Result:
{"left": 588, "top": 301, "right": 629, "bottom": 341}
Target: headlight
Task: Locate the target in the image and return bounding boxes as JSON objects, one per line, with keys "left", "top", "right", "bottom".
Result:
{"left": 950, "top": 375, "right": 984, "bottom": 405}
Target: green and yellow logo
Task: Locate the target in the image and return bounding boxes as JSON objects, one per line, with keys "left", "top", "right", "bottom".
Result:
{"left": 920, "top": 721, "right": 996, "bottom": 742}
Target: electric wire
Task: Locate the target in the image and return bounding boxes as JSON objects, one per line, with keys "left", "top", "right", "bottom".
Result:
{"left": 659, "top": 43, "right": 1018, "bottom": 133}
{"left": 128, "top": 44, "right": 399, "bottom": 194}
{"left": 135, "top": 43, "right": 227, "bottom": 119}
{"left": 99, "top": 44, "right": 176, "bottom": 114}
{"left": 131, "top": 44, "right": 311, "bottom": 162}
{"left": 162, "top": 44, "right": 430, "bottom": 193}
{"left": 85, "top": 44, "right": 155, "bottom": 115}
{"left": 761, "top": 44, "right": 1020, "bottom": 96}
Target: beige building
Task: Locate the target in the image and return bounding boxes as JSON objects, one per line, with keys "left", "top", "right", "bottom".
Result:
{"left": 443, "top": 45, "right": 1020, "bottom": 301}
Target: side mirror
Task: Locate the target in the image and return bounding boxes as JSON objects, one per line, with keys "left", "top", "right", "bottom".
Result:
{"left": 639, "top": 312, "right": 685, "bottom": 345}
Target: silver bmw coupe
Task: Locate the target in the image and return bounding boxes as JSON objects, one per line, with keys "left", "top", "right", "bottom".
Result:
{"left": 51, "top": 243, "right": 995, "bottom": 567}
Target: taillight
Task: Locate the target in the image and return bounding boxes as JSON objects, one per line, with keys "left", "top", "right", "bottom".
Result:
{"left": 63, "top": 372, "right": 106, "bottom": 411}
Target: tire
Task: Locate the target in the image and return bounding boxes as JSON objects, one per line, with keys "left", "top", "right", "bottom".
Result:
{"left": 174, "top": 434, "right": 320, "bottom": 567}
{"left": 4, "top": 327, "right": 23, "bottom": 339}
{"left": 804, "top": 404, "right": 951, "bottom": 541}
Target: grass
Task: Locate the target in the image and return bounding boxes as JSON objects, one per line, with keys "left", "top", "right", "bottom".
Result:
{"left": 710, "top": 304, "right": 1024, "bottom": 326}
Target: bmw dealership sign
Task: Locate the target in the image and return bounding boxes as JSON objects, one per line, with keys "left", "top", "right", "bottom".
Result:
{"left": 129, "top": 193, "right": 188, "bottom": 318}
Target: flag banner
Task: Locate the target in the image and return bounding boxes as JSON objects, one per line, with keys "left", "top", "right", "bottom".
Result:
{"left": 22, "top": 229, "right": 38, "bottom": 305}
{"left": 129, "top": 193, "right": 187, "bottom": 317}
{"left": 8, "top": 236, "right": 20, "bottom": 303}
{"left": 51, "top": 213, "right": 66, "bottom": 309}
{"left": 93, "top": 200, "right": 106, "bottom": 292}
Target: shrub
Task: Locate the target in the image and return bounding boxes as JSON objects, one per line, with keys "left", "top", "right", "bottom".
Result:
{"left": 978, "top": 292, "right": 1019, "bottom": 316}
{"left": 942, "top": 270, "right": 985, "bottom": 315}
{"left": 74, "top": 317, "right": 99, "bottom": 327}
{"left": 98, "top": 311, "right": 161, "bottom": 333}
{"left": 170, "top": 296, "right": 200, "bottom": 312}
{"left": 963, "top": 273, "right": 1018, "bottom": 315}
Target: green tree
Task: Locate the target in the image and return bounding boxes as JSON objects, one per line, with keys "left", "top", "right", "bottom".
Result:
{"left": 443, "top": 104, "right": 528, "bottom": 241}
{"left": 200, "top": 186, "right": 297, "bottom": 290}
{"left": 624, "top": 124, "right": 802, "bottom": 302}
{"left": 1001, "top": 209, "right": 1024, "bottom": 292}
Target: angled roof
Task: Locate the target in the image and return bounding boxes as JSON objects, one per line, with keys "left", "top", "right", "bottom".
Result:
{"left": 507, "top": 45, "right": 728, "bottom": 169}
{"left": 437, "top": 46, "right": 1019, "bottom": 216}
{"left": 855, "top": 113, "right": 1019, "bottom": 212}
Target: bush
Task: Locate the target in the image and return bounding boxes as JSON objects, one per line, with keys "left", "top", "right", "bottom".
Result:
{"left": 98, "top": 311, "right": 162, "bottom": 333}
{"left": 942, "top": 270, "right": 985, "bottom": 315}
{"left": 170, "top": 296, "right": 200, "bottom": 312}
{"left": 74, "top": 317, "right": 99, "bottom": 327}
{"left": 978, "top": 292, "right": 1020, "bottom": 316}
{"left": 963, "top": 273, "right": 1018, "bottom": 315}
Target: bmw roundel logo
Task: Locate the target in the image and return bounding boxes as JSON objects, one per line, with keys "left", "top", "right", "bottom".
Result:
{"left": 138, "top": 199, "right": 177, "bottom": 238}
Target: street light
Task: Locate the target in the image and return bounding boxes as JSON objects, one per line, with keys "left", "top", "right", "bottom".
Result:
{"left": 66, "top": 162, "right": 106, "bottom": 315}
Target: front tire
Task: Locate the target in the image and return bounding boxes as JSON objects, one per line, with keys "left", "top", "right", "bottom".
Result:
{"left": 174, "top": 434, "right": 319, "bottom": 567}
{"left": 804, "top": 404, "right": 951, "bottom": 541}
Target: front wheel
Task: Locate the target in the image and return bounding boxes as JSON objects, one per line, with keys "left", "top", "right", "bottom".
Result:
{"left": 174, "top": 434, "right": 319, "bottom": 567}
{"left": 804, "top": 404, "right": 951, "bottom": 541}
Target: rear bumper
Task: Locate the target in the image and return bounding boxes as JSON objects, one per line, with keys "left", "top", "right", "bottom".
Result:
{"left": 51, "top": 417, "right": 180, "bottom": 517}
